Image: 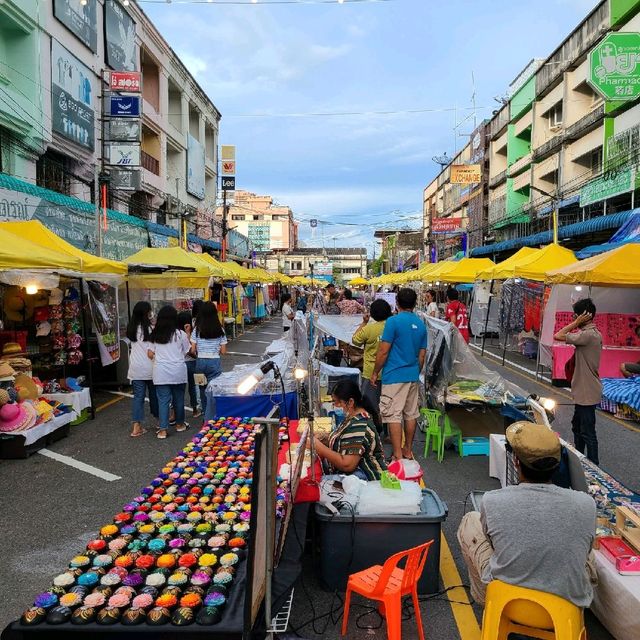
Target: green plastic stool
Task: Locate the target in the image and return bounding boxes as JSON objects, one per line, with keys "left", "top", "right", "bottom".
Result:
{"left": 441, "top": 415, "right": 463, "bottom": 462}
{"left": 421, "top": 408, "right": 442, "bottom": 459}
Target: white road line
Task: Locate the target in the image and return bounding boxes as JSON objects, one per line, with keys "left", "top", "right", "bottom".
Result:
{"left": 469, "top": 343, "right": 552, "bottom": 384}
{"left": 226, "top": 351, "right": 262, "bottom": 357}
{"left": 38, "top": 449, "right": 122, "bottom": 482}
{"left": 106, "top": 390, "right": 194, "bottom": 412}
{"left": 237, "top": 339, "right": 271, "bottom": 344}
{"left": 261, "top": 332, "right": 281, "bottom": 336}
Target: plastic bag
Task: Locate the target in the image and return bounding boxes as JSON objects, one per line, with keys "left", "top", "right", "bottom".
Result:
{"left": 357, "top": 480, "right": 422, "bottom": 516}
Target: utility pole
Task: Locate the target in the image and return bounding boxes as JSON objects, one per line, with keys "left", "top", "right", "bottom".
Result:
{"left": 221, "top": 189, "right": 228, "bottom": 260}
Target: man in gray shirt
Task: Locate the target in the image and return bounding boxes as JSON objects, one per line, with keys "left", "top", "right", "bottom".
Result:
{"left": 457, "top": 421, "right": 596, "bottom": 606}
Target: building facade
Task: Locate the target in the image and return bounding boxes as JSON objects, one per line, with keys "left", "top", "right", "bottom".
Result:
{"left": 373, "top": 228, "right": 424, "bottom": 273}
{"left": 0, "top": 0, "right": 247, "bottom": 259}
{"left": 216, "top": 190, "right": 299, "bottom": 253}
{"left": 263, "top": 247, "right": 367, "bottom": 284}
{"left": 423, "top": 0, "right": 640, "bottom": 260}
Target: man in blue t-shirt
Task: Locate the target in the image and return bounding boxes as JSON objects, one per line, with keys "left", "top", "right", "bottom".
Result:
{"left": 371, "top": 288, "right": 427, "bottom": 461}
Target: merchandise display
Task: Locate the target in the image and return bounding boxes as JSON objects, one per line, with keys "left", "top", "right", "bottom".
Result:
{"left": 13, "top": 417, "right": 290, "bottom": 630}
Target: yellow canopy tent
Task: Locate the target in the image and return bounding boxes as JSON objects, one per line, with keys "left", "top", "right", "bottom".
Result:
{"left": 196, "top": 253, "right": 238, "bottom": 279}
{"left": 478, "top": 247, "right": 539, "bottom": 280}
{"left": 422, "top": 261, "right": 458, "bottom": 283}
{"left": 349, "top": 277, "right": 369, "bottom": 286}
{"left": 436, "top": 258, "right": 495, "bottom": 284}
{"left": 124, "top": 246, "right": 217, "bottom": 289}
{"left": 511, "top": 244, "right": 576, "bottom": 282}
{"left": 0, "top": 226, "right": 83, "bottom": 272}
{"left": 0, "top": 220, "right": 126, "bottom": 275}
{"left": 546, "top": 244, "right": 640, "bottom": 287}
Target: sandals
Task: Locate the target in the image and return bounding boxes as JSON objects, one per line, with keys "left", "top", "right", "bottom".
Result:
{"left": 156, "top": 429, "right": 168, "bottom": 440}
{"left": 130, "top": 429, "right": 147, "bottom": 438}
{"left": 175, "top": 422, "right": 190, "bottom": 433}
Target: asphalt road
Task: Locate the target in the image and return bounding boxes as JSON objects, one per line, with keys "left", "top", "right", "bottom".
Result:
{"left": 0, "top": 316, "right": 632, "bottom": 639}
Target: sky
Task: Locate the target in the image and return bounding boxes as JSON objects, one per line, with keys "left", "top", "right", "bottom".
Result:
{"left": 141, "top": 0, "right": 598, "bottom": 254}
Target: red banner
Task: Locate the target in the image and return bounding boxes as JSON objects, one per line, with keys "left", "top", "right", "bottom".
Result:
{"left": 110, "top": 71, "right": 141, "bottom": 93}
{"left": 432, "top": 217, "right": 463, "bottom": 233}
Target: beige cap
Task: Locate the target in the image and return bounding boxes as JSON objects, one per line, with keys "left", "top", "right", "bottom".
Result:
{"left": 505, "top": 421, "right": 561, "bottom": 467}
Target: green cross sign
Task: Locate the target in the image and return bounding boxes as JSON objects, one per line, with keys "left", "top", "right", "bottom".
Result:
{"left": 589, "top": 32, "right": 640, "bottom": 101}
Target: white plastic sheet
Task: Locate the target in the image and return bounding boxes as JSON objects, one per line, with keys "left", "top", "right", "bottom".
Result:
{"left": 357, "top": 480, "right": 422, "bottom": 515}
{"left": 315, "top": 314, "right": 364, "bottom": 346}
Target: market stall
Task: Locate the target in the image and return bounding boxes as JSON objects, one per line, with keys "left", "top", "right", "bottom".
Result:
{"left": 543, "top": 243, "right": 640, "bottom": 397}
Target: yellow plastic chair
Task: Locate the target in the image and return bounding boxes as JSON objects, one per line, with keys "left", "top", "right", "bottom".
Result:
{"left": 480, "top": 580, "right": 587, "bottom": 640}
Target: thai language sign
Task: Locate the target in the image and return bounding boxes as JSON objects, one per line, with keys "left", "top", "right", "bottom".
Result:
{"left": 579, "top": 169, "right": 635, "bottom": 207}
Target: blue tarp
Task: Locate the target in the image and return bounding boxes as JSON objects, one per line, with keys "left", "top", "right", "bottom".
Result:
{"left": 575, "top": 211, "right": 640, "bottom": 257}
{"left": 602, "top": 377, "right": 640, "bottom": 413}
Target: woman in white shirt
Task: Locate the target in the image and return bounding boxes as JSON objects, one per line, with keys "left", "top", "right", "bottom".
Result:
{"left": 426, "top": 289, "right": 439, "bottom": 318}
{"left": 282, "top": 293, "right": 294, "bottom": 332}
{"left": 191, "top": 301, "right": 227, "bottom": 421}
{"left": 126, "top": 301, "right": 158, "bottom": 437}
{"left": 148, "top": 305, "right": 190, "bottom": 439}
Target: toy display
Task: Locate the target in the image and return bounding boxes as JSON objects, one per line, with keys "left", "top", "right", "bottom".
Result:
{"left": 18, "top": 417, "right": 290, "bottom": 628}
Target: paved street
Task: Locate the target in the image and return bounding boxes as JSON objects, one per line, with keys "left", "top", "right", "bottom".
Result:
{"left": 1, "top": 316, "right": 633, "bottom": 639}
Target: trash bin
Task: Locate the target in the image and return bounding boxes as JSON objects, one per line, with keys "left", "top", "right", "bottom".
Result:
{"left": 314, "top": 489, "right": 447, "bottom": 594}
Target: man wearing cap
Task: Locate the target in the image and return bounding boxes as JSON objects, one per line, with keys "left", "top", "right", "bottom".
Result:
{"left": 457, "top": 422, "right": 596, "bottom": 607}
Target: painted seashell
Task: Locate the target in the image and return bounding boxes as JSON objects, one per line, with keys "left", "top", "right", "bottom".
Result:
{"left": 121, "top": 607, "right": 146, "bottom": 626}
{"left": 172, "top": 606, "right": 195, "bottom": 626}
{"left": 96, "top": 606, "right": 121, "bottom": 625}
{"left": 20, "top": 607, "right": 46, "bottom": 626}
{"left": 146, "top": 606, "right": 171, "bottom": 626}
{"left": 46, "top": 606, "right": 72, "bottom": 625}
{"left": 196, "top": 605, "right": 222, "bottom": 626}
{"left": 70, "top": 606, "right": 96, "bottom": 625}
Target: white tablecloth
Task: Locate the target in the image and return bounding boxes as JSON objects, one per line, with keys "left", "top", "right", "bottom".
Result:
{"left": 591, "top": 549, "right": 640, "bottom": 640}
{"left": 43, "top": 388, "right": 91, "bottom": 415}
{"left": 489, "top": 434, "right": 507, "bottom": 487}
{"left": 0, "top": 412, "right": 77, "bottom": 446}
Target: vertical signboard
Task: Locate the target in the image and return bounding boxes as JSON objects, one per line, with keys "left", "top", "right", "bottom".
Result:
{"left": 51, "top": 40, "right": 95, "bottom": 151}
{"left": 186, "top": 134, "right": 206, "bottom": 200}
{"left": 105, "top": 0, "right": 137, "bottom": 71}
{"left": 53, "top": 0, "right": 98, "bottom": 52}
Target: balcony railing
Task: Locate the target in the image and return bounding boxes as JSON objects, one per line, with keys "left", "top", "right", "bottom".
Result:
{"left": 564, "top": 104, "right": 604, "bottom": 142}
{"left": 141, "top": 151, "right": 160, "bottom": 176}
{"left": 533, "top": 133, "right": 564, "bottom": 161}
{"left": 508, "top": 152, "right": 532, "bottom": 178}
{"left": 489, "top": 169, "right": 507, "bottom": 188}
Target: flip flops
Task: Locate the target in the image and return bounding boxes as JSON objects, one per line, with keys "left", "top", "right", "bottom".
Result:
{"left": 130, "top": 429, "right": 147, "bottom": 438}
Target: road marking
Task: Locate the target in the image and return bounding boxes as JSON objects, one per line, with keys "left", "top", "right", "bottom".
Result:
{"left": 474, "top": 350, "right": 640, "bottom": 435}
{"left": 439, "top": 531, "right": 481, "bottom": 640}
{"left": 95, "top": 396, "right": 125, "bottom": 413}
{"left": 226, "top": 351, "right": 262, "bottom": 357}
{"left": 238, "top": 339, "right": 271, "bottom": 344}
{"left": 38, "top": 449, "right": 122, "bottom": 482}
{"left": 261, "top": 332, "right": 281, "bottom": 336}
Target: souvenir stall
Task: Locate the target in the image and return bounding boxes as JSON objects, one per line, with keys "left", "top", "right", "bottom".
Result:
{"left": 478, "top": 244, "right": 576, "bottom": 365}
{"left": 542, "top": 244, "right": 640, "bottom": 387}
{"left": 0, "top": 222, "right": 127, "bottom": 457}
{"left": 2, "top": 414, "right": 317, "bottom": 639}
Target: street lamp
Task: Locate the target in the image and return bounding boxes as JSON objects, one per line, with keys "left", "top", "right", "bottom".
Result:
{"left": 530, "top": 185, "right": 559, "bottom": 244}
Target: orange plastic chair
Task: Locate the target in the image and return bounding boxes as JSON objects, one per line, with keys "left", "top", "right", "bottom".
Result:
{"left": 480, "top": 580, "right": 587, "bottom": 640}
{"left": 341, "top": 540, "right": 434, "bottom": 640}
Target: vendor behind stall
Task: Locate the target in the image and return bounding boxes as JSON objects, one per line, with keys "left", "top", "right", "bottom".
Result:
{"left": 310, "top": 380, "right": 387, "bottom": 481}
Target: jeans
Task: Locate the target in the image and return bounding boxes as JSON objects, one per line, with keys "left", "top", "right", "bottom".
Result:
{"left": 195, "top": 358, "right": 222, "bottom": 418}
{"left": 185, "top": 359, "right": 198, "bottom": 410}
{"left": 156, "top": 384, "right": 186, "bottom": 431}
{"left": 572, "top": 404, "right": 599, "bottom": 465}
{"left": 131, "top": 379, "right": 158, "bottom": 423}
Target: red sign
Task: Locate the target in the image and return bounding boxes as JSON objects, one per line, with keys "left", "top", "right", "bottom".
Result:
{"left": 431, "top": 217, "right": 463, "bottom": 233}
{"left": 222, "top": 161, "right": 236, "bottom": 176}
{"left": 110, "top": 71, "right": 141, "bottom": 93}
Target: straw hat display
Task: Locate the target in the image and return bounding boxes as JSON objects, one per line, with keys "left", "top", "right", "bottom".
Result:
{"left": 14, "top": 373, "right": 39, "bottom": 402}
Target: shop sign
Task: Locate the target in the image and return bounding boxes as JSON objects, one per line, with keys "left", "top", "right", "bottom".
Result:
{"left": 221, "top": 176, "right": 236, "bottom": 191}
{"left": 221, "top": 145, "right": 236, "bottom": 161}
{"left": 51, "top": 40, "right": 95, "bottom": 151}
{"left": 149, "top": 232, "right": 170, "bottom": 248}
{"left": 314, "top": 261, "right": 333, "bottom": 276}
{"left": 432, "top": 217, "right": 464, "bottom": 233}
{"left": 579, "top": 168, "right": 635, "bottom": 207}
{"left": 105, "top": 0, "right": 137, "bottom": 71}
{"left": 53, "top": 0, "right": 97, "bottom": 52}
{"left": 0, "top": 187, "right": 148, "bottom": 261}
{"left": 222, "top": 161, "right": 236, "bottom": 176}
{"left": 84, "top": 281, "right": 120, "bottom": 366}
{"left": 247, "top": 224, "right": 270, "bottom": 251}
{"left": 109, "top": 168, "right": 141, "bottom": 191}
{"left": 186, "top": 134, "right": 205, "bottom": 200}
{"left": 451, "top": 164, "right": 482, "bottom": 184}
{"left": 589, "top": 32, "right": 640, "bottom": 101}
{"left": 106, "top": 118, "right": 141, "bottom": 142}
{"left": 110, "top": 71, "right": 141, "bottom": 92}
{"left": 107, "top": 95, "right": 141, "bottom": 118}
{"left": 105, "top": 143, "right": 140, "bottom": 166}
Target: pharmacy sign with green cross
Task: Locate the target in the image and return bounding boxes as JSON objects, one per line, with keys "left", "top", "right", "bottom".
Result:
{"left": 589, "top": 32, "right": 640, "bottom": 101}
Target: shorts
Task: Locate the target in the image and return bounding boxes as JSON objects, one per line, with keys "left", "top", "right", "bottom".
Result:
{"left": 379, "top": 382, "right": 420, "bottom": 423}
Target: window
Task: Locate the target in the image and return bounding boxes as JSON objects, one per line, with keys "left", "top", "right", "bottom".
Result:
{"left": 590, "top": 148, "right": 602, "bottom": 175}
{"left": 252, "top": 215, "right": 261, "bottom": 221}
{"left": 232, "top": 214, "right": 244, "bottom": 221}
{"left": 547, "top": 102, "right": 563, "bottom": 129}
{"left": 36, "top": 150, "right": 72, "bottom": 196}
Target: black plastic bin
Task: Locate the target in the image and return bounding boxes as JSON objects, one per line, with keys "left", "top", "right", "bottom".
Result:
{"left": 314, "top": 489, "right": 447, "bottom": 594}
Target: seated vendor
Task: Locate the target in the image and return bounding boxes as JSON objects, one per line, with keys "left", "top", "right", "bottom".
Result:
{"left": 621, "top": 326, "right": 640, "bottom": 377}
{"left": 311, "top": 380, "right": 387, "bottom": 481}
{"left": 457, "top": 421, "right": 596, "bottom": 607}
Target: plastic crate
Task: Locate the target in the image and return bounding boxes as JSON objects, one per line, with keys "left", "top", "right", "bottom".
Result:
{"left": 455, "top": 436, "right": 490, "bottom": 457}
{"left": 315, "top": 489, "right": 447, "bottom": 594}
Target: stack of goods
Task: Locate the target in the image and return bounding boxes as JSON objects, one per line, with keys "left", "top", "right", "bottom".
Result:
{"left": 1, "top": 341, "right": 32, "bottom": 375}
{"left": 48, "top": 288, "right": 84, "bottom": 368}
{"left": 0, "top": 366, "right": 74, "bottom": 435}
{"left": 19, "top": 417, "right": 290, "bottom": 628}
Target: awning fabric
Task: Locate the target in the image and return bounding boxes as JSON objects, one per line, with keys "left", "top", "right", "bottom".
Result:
{"left": 0, "top": 227, "right": 82, "bottom": 271}
{"left": 432, "top": 258, "right": 495, "bottom": 283}
{"left": 511, "top": 244, "right": 576, "bottom": 282}
{"left": 478, "top": 247, "right": 539, "bottom": 280}
{"left": 471, "top": 210, "right": 636, "bottom": 257}
{"left": 0, "top": 221, "right": 127, "bottom": 275}
{"left": 546, "top": 244, "right": 640, "bottom": 287}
